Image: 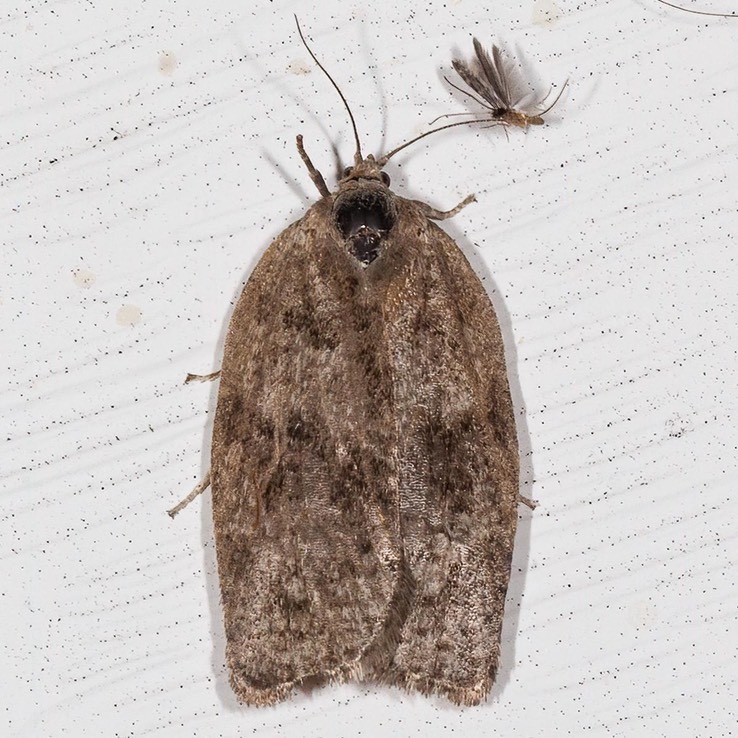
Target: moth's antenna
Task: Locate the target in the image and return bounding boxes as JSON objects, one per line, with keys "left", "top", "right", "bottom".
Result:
{"left": 294, "top": 16, "right": 363, "bottom": 164}
{"left": 378, "top": 119, "right": 502, "bottom": 165}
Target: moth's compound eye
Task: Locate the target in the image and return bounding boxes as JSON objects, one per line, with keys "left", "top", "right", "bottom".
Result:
{"left": 343, "top": 166, "right": 353, "bottom": 177}
{"left": 380, "top": 172, "right": 391, "bottom": 186}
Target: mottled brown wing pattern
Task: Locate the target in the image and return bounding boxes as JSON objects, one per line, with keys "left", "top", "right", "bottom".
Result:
{"left": 211, "top": 181, "right": 518, "bottom": 707}
{"left": 368, "top": 202, "right": 519, "bottom": 705}
{"left": 211, "top": 202, "right": 403, "bottom": 706}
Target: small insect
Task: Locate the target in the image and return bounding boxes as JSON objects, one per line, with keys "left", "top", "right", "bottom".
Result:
{"left": 449, "top": 38, "right": 566, "bottom": 128}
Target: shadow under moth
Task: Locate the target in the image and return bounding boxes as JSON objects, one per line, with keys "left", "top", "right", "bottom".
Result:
{"left": 171, "top": 21, "right": 555, "bottom": 706}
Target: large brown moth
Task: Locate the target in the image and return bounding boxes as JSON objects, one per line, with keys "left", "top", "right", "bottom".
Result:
{"left": 170, "top": 20, "right": 544, "bottom": 706}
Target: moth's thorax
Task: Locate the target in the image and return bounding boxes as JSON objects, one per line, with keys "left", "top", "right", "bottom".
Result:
{"left": 332, "top": 157, "right": 397, "bottom": 268}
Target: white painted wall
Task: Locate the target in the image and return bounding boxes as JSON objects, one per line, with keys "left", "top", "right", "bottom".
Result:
{"left": 3, "top": 1, "right": 736, "bottom": 735}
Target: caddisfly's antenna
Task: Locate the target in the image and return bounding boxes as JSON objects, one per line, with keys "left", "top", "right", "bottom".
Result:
{"left": 654, "top": 0, "right": 736, "bottom": 17}
{"left": 535, "top": 80, "right": 569, "bottom": 117}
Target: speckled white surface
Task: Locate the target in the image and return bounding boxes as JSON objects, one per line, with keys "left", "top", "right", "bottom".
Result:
{"left": 3, "top": 0, "right": 737, "bottom": 736}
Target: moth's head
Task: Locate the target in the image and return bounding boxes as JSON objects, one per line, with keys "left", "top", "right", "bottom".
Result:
{"left": 339, "top": 154, "right": 391, "bottom": 189}
{"left": 294, "top": 17, "right": 500, "bottom": 205}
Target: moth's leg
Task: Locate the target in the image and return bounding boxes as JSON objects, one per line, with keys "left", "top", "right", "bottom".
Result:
{"left": 412, "top": 193, "right": 476, "bottom": 221}
{"left": 518, "top": 493, "right": 537, "bottom": 510}
{"left": 296, "top": 135, "right": 330, "bottom": 198}
{"left": 184, "top": 371, "right": 221, "bottom": 384}
{"left": 168, "top": 470, "right": 211, "bottom": 518}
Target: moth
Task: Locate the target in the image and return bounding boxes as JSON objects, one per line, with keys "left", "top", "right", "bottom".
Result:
{"left": 171, "top": 21, "right": 541, "bottom": 706}
{"left": 449, "top": 38, "right": 566, "bottom": 128}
